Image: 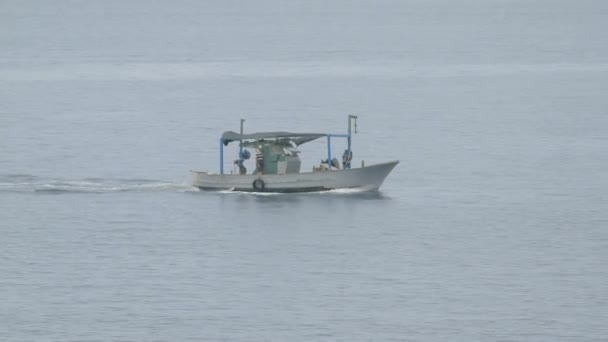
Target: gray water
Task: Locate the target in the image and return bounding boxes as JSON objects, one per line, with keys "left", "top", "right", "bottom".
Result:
{"left": 1, "top": 1, "right": 607, "bottom": 340}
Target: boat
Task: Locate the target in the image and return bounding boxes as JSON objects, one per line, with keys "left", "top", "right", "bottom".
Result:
{"left": 191, "top": 115, "right": 398, "bottom": 192}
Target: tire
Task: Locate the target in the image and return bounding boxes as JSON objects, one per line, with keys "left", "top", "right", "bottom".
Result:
{"left": 252, "top": 178, "right": 265, "bottom": 191}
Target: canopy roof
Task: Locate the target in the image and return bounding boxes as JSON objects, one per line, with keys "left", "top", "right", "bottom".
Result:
{"left": 221, "top": 131, "right": 326, "bottom": 146}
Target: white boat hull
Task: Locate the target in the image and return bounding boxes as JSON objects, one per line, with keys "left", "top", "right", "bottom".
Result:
{"left": 191, "top": 161, "right": 399, "bottom": 193}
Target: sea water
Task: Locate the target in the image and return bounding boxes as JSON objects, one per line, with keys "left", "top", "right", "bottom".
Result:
{"left": 1, "top": 1, "right": 607, "bottom": 340}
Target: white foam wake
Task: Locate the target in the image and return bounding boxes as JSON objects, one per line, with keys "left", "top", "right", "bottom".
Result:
{"left": 0, "top": 174, "right": 198, "bottom": 194}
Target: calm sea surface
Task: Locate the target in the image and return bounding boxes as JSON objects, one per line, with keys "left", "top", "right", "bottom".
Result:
{"left": 1, "top": 1, "right": 607, "bottom": 340}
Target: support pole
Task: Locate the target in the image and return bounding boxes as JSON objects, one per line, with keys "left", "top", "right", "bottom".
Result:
{"left": 219, "top": 138, "right": 224, "bottom": 174}
{"left": 327, "top": 136, "right": 332, "bottom": 170}
{"left": 239, "top": 119, "right": 245, "bottom": 162}
{"left": 347, "top": 115, "right": 357, "bottom": 169}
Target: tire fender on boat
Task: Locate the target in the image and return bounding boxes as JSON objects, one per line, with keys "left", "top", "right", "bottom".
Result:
{"left": 252, "top": 178, "right": 265, "bottom": 191}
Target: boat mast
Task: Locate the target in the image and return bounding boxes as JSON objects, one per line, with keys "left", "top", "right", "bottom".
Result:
{"left": 219, "top": 119, "right": 244, "bottom": 175}
{"left": 326, "top": 115, "right": 358, "bottom": 170}
{"left": 347, "top": 115, "right": 357, "bottom": 168}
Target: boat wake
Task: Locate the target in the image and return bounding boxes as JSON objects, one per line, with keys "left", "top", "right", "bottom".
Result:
{"left": 0, "top": 174, "right": 198, "bottom": 194}
{"left": 1, "top": 174, "right": 385, "bottom": 198}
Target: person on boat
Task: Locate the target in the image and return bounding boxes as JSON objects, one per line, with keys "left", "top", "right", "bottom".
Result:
{"left": 255, "top": 148, "right": 264, "bottom": 174}
{"left": 342, "top": 149, "right": 352, "bottom": 169}
{"left": 234, "top": 159, "right": 247, "bottom": 175}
